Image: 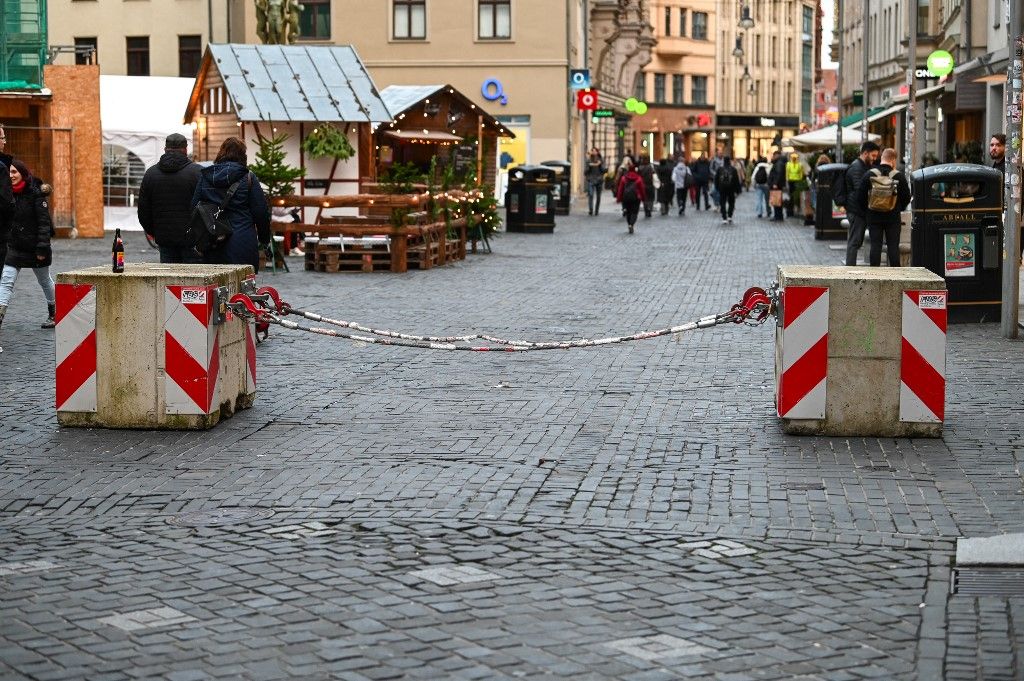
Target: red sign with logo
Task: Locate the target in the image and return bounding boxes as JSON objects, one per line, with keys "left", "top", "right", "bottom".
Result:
{"left": 696, "top": 113, "right": 712, "bottom": 127}
{"left": 576, "top": 89, "right": 599, "bottom": 111}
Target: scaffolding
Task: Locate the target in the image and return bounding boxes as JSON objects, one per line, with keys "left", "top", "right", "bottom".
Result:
{"left": 0, "top": 0, "right": 46, "bottom": 89}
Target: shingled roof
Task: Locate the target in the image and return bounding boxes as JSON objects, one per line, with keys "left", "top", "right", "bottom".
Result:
{"left": 185, "top": 44, "right": 391, "bottom": 123}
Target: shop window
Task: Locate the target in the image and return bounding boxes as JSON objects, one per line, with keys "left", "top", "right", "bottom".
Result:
{"left": 126, "top": 36, "right": 149, "bottom": 76}
{"left": 178, "top": 35, "right": 202, "bottom": 78}
{"left": 74, "top": 37, "right": 97, "bottom": 65}
{"left": 394, "top": 0, "right": 426, "bottom": 40}
{"left": 692, "top": 76, "right": 707, "bottom": 105}
{"left": 299, "top": 0, "right": 331, "bottom": 39}
{"left": 692, "top": 12, "right": 707, "bottom": 40}
{"left": 478, "top": 0, "right": 510, "bottom": 39}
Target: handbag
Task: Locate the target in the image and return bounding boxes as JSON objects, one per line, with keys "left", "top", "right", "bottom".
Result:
{"left": 186, "top": 175, "right": 246, "bottom": 254}
{"left": 769, "top": 189, "right": 784, "bottom": 207}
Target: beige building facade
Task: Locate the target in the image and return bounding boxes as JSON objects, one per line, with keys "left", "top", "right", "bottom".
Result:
{"left": 635, "top": 0, "right": 717, "bottom": 161}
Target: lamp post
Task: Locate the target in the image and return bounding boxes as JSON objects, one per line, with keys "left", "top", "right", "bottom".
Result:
{"left": 835, "top": 0, "right": 843, "bottom": 161}
{"left": 1001, "top": 2, "right": 1023, "bottom": 337}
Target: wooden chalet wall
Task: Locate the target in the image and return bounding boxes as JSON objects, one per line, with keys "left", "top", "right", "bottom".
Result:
{"left": 193, "top": 65, "right": 241, "bottom": 161}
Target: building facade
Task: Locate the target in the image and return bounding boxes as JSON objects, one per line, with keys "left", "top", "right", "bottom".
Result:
{"left": 715, "top": 0, "right": 818, "bottom": 163}
{"left": 634, "top": 0, "right": 716, "bottom": 162}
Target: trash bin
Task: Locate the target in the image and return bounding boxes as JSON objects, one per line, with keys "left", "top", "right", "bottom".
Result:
{"left": 813, "top": 163, "right": 848, "bottom": 240}
{"left": 55, "top": 264, "right": 257, "bottom": 429}
{"left": 909, "top": 163, "right": 1003, "bottom": 323}
{"left": 541, "top": 160, "right": 572, "bottom": 215}
{"left": 504, "top": 165, "right": 557, "bottom": 233}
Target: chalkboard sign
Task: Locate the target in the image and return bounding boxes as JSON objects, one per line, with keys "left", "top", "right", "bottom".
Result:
{"left": 304, "top": 179, "right": 330, "bottom": 189}
{"left": 453, "top": 144, "right": 477, "bottom": 175}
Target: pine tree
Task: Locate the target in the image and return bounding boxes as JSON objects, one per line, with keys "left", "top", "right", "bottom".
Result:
{"left": 250, "top": 133, "right": 305, "bottom": 198}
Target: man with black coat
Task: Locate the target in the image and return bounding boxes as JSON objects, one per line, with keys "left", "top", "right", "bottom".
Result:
{"left": 854, "top": 147, "right": 911, "bottom": 267}
{"left": 767, "top": 150, "right": 787, "bottom": 221}
{"left": 842, "top": 141, "right": 880, "bottom": 265}
{"left": 138, "top": 133, "right": 203, "bottom": 263}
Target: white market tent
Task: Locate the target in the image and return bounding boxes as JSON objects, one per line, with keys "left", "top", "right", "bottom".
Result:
{"left": 788, "top": 125, "right": 881, "bottom": 150}
{"left": 100, "top": 75, "right": 195, "bottom": 170}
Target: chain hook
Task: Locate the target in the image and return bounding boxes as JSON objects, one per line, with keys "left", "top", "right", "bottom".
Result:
{"left": 256, "top": 286, "right": 287, "bottom": 315}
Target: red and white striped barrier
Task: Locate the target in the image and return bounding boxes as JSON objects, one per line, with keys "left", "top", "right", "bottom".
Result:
{"left": 777, "top": 286, "right": 829, "bottom": 419}
{"left": 900, "top": 290, "right": 947, "bottom": 423}
{"left": 164, "top": 285, "right": 220, "bottom": 415}
{"left": 55, "top": 283, "right": 97, "bottom": 413}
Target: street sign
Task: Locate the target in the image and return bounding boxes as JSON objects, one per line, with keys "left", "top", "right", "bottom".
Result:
{"left": 569, "top": 69, "right": 591, "bottom": 90}
{"left": 576, "top": 89, "right": 598, "bottom": 111}
{"left": 592, "top": 109, "right": 614, "bottom": 118}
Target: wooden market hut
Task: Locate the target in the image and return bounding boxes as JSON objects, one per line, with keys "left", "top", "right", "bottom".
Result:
{"left": 376, "top": 84, "right": 514, "bottom": 187}
{"left": 183, "top": 44, "right": 392, "bottom": 198}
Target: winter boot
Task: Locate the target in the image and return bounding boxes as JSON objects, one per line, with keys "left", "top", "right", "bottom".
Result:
{"left": 0, "top": 304, "right": 5, "bottom": 353}
{"left": 41, "top": 303, "right": 55, "bottom": 329}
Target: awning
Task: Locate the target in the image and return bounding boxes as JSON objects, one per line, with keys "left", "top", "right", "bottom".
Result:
{"left": 839, "top": 106, "right": 886, "bottom": 128}
{"left": 382, "top": 130, "right": 463, "bottom": 143}
{"left": 915, "top": 83, "right": 947, "bottom": 99}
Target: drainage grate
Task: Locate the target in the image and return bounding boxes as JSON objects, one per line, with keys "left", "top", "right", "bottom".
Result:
{"left": 167, "top": 508, "right": 275, "bottom": 527}
{"left": 951, "top": 568, "right": 1024, "bottom": 596}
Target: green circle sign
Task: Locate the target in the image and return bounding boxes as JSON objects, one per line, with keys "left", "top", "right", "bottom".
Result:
{"left": 625, "top": 97, "right": 639, "bottom": 112}
{"left": 926, "top": 50, "right": 954, "bottom": 78}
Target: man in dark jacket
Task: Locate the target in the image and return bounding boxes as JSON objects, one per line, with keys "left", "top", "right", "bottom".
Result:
{"left": 854, "top": 147, "right": 911, "bottom": 267}
{"left": 138, "top": 133, "right": 203, "bottom": 264}
{"left": 691, "top": 155, "right": 711, "bottom": 210}
{"left": 713, "top": 156, "right": 741, "bottom": 224}
{"left": 842, "top": 141, "right": 880, "bottom": 265}
{"left": 767, "top": 150, "right": 787, "bottom": 221}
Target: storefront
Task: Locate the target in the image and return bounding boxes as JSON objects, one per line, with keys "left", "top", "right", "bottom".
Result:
{"left": 633, "top": 109, "right": 715, "bottom": 161}
{"left": 715, "top": 115, "right": 800, "bottom": 163}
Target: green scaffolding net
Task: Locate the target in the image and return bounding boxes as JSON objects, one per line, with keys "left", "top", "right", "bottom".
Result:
{"left": 0, "top": 0, "right": 47, "bottom": 90}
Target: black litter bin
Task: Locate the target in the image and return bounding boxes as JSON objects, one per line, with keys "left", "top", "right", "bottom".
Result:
{"left": 910, "top": 163, "right": 1004, "bottom": 323}
{"left": 541, "top": 160, "right": 572, "bottom": 215}
{"left": 813, "top": 163, "right": 848, "bottom": 240}
{"left": 504, "top": 165, "right": 557, "bottom": 233}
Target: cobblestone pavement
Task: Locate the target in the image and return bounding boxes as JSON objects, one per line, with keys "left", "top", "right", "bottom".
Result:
{"left": 1, "top": 192, "right": 1022, "bottom": 680}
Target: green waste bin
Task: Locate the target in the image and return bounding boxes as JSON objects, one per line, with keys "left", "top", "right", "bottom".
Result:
{"left": 909, "top": 163, "right": 1003, "bottom": 323}
{"left": 504, "top": 165, "right": 556, "bottom": 233}
{"left": 541, "top": 160, "right": 572, "bottom": 215}
{"left": 813, "top": 163, "right": 848, "bottom": 240}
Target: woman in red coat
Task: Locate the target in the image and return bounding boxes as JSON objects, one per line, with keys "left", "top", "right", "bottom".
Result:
{"left": 615, "top": 161, "right": 647, "bottom": 234}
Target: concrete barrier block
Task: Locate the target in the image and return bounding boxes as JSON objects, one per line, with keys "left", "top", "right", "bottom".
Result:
{"left": 776, "top": 265, "right": 946, "bottom": 437}
{"left": 55, "top": 263, "right": 256, "bottom": 430}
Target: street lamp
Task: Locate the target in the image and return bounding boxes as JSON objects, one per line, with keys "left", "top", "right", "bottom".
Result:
{"left": 732, "top": 36, "right": 744, "bottom": 58}
{"left": 738, "top": 4, "right": 755, "bottom": 29}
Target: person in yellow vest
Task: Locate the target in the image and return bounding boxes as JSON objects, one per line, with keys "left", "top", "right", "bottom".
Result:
{"left": 785, "top": 152, "right": 807, "bottom": 219}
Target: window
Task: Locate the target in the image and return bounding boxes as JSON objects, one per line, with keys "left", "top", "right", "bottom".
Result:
{"left": 802, "top": 43, "right": 813, "bottom": 79}
{"left": 672, "top": 74, "right": 683, "bottom": 104}
{"left": 916, "top": 0, "right": 928, "bottom": 35}
{"left": 654, "top": 73, "right": 665, "bottom": 103}
{"left": 299, "top": 0, "right": 331, "bottom": 39}
{"left": 634, "top": 74, "right": 646, "bottom": 101}
{"left": 692, "top": 75, "right": 707, "bottom": 105}
{"left": 770, "top": 81, "right": 777, "bottom": 111}
{"left": 679, "top": 9, "right": 686, "bottom": 37}
{"left": 394, "top": 0, "right": 426, "bottom": 39}
{"left": 178, "top": 35, "right": 202, "bottom": 78}
{"left": 73, "top": 37, "right": 97, "bottom": 65}
{"left": 478, "top": 0, "right": 510, "bottom": 39}
{"left": 786, "top": 38, "right": 792, "bottom": 69}
{"left": 664, "top": 6, "right": 671, "bottom": 35}
{"left": 755, "top": 34, "right": 761, "bottom": 66}
{"left": 802, "top": 5, "right": 813, "bottom": 34}
{"left": 770, "top": 36, "right": 777, "bottom": 67}
{"left": 126, "top": 36, "right": 149, "bottom": 76}
{"left": 692, "top": 12, "right": 707, "bottom": 40}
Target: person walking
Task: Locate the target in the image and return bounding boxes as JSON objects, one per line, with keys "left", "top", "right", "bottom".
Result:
{"left": 656, "top": 158, "right": 674, "bottom": 216}
{"left": 584, "top": 148, "right": 607, "bottom": 216}
{"left": 671, "top": 157, "right": 692, "bottom": 216}
{"left": 709, "top": 151, "right": 724, "bottom": 209}
{"left": 615, "top": 161, "right": 646, "bottom": 234}
{"left": 691, "top": 154, "right": 711, "bottom": 210}
{"left": 0, "top": 160, "right": 56, "bottom": 334}
{"left": 840, "top": 141, "right": 880, "bottom": 265}
{"left": 713, "top": 156, "right": 742, "bottom": 224}
{"left": 767, "top": 151, "right": 788, "bottom": 222}
{"left": 191, "top": 137, "right": 271, "bottom": 273}
{"left": 137, "top": 133, "right": 203, "bottom": 264}
{"left": 636, "top": 155, "right": 656, "bottom": 219}
{"left": 785, "top": 153, "right": 807, "bottom": 219}
{"left": 853, "top": 147, "right": 910, "bottom": 267}
{"left": 751, "top": 156, "right": 772, "bottom": 218}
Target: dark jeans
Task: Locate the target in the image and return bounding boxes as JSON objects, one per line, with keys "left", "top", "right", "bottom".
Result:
{"left": 675, "top": 187, "right": 687, "bottom": 214}
{"left": 159, "top": 244, "right": 203, "bottom": 264}
{"left": 692, "top": 182, "right": 710, "bottom": 209}
{"left": 587, "top": 181, "right": 603, "bottom": 214}
{"left": 869, "top": 220, "right": 901, "bottom": 266}
{"left": 844, "top": 212, "right": 867, "bottom": 265}
{"left": 719, "top": 192, "right": 736, "bottom": 220}
{"left": 622, "top": 199, "right": 641, "bottom": 226}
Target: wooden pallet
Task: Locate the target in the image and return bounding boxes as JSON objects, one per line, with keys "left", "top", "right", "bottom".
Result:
{"left": 313, "top": 240, "right": 392, "bottom": 273}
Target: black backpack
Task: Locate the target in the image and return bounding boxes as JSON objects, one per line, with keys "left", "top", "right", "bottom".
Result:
{"left": 719, "top": 166, "right": 739, "bottom": 192}
{"left": 832, "top": 162, "right": 854, "bottom": 207}
{"left": 753, "top": 165, "right": 768, "bottom": 185}
{"left": 621, "top": 178, "right": 639, "bottom": 203}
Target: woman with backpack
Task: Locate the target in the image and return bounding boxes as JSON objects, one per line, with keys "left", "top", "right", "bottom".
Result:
{"left": 0, "top": 159, "right": 56, "bottom": 339}
{"left": 615, "top": 160, "right": 646, "bottom": 234}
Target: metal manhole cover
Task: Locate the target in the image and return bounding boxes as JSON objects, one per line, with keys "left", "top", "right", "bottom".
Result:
{"left": 167, "top": 508, "right": 275, "bottom": 527}
{"left": 951, "top": 567, "right": 1024, "bottom": 596}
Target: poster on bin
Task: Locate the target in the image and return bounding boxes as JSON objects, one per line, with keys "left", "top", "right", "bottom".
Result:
{"left": 944, "top": 232, "right": 975, "bottom": 277}
{"left": 535, "top": 193, "right": 549, "bottom": 215}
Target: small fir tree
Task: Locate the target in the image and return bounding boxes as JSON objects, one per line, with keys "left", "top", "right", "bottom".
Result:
{"left": 250, "top": 133, "right": 305, "bottom": 198}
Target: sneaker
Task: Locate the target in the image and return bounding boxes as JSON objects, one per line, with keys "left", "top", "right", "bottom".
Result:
{"left": 721, "top": 218, "right": 728, "bottom": 224}
{"left": 628, "top": 224, "right": 634, "bottom": 234}
{"left": 289, "top": 247, "right": 304, "bottom": 256}
{"left": 728, "top": 217, "right": 733, "bottom": 224}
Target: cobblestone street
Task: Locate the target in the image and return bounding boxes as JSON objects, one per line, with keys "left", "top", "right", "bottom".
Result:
{"left": 1, "top": 191, "right": 1023, "bottom": 680}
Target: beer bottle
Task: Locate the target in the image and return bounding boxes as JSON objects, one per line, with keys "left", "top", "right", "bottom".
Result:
{"left": 112, "top": 228, "right": 124, "bottom": 273}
